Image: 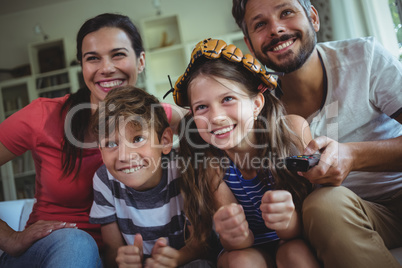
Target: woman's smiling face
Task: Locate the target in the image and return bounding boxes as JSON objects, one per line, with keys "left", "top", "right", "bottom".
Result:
{"left": 81, "top": 27, "right": 145, "bottom": 105}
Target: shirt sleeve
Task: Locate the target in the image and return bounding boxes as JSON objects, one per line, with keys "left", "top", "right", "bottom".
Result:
{"left": 89, "top": 165, "right": 117, "bottom": 225}
{"left": 0, "top": 99, "right": 42, "bottom": 155}
{"left": 368, "top": 38, "right": 402, "bottom": 118}
{"left": 161, "top": 102, "right": 172, "bottom": 123}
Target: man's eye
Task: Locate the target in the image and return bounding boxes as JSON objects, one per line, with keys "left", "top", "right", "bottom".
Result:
{"left": 255, "top": 21, "right": 266, "bottom": 30}
{"left": 281, "top": 10, "right": 293, "bottom": 17}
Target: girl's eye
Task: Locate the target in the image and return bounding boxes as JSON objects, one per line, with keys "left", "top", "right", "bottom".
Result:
{"left": 133, "top": 136, "right": 145, "bottom": 143}
{"left": 195, "top": 105, "right": 207, "bottom": 111}
{"left": 105, "top": 141, "right": 118, "bottom": 148}
{"left": 223, "top": 96, "right": 233, "bottom": 103}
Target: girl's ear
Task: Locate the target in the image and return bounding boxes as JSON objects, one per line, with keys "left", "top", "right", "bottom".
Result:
{"left": 161, "top": 127, "right": 173, "bottom": 154}
{"left": 253, "top": 92, "right": 265, "bottom": 117}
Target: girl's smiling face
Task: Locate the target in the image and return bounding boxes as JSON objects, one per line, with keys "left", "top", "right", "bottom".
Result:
{"left": 81, "top": 27, "right": 145, "bottom": 106}
{"left": 189, "top": 74, "right": 263, "bottom": 152}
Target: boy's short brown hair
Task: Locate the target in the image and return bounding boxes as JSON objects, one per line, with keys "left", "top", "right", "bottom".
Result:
{"left": 92, "top": 85, "right": 169, "bottom": 142}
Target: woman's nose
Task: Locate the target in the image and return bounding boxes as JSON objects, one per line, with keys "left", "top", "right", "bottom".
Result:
{"left": 100, "top": 58, "right": 116, "bottom": 74}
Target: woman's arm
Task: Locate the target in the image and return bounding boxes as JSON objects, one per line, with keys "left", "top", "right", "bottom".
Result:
{"left": 0, "top": 141, "right": 17, "bottom": 166}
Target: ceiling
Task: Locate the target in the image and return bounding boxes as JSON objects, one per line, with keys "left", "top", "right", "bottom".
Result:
{"left": 0, "top": 0, "right": 73, "bottom": 16}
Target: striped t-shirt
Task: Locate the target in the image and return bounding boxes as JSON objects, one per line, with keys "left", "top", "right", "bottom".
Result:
{"left": 89, "top": 158, "right": 186, "bottom": 259}
{"left": 224, "top": 161, "right": 279, "bottom": 245}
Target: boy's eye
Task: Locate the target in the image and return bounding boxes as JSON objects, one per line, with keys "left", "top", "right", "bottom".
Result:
{"left": 133, "top": 136, "right": 145, "bottom": 143}
{"left": 105, "top": 141, "right": 118, "bottom": 148}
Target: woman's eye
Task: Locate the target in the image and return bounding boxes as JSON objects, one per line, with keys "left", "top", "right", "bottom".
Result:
{"left": 85, "top": 56, "right": 99, "bottom": 62}
{"left": 113, "top": 52, "right": 126, "bottom": 58}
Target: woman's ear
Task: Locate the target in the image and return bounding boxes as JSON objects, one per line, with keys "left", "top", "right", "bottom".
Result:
{"left": 253, "top": 92, "right": 265, "bottom": 117}
{"left": 161, "top": 127, "right": 173, "bottom": 154}
{"left": 137, "top": 51, "right": 146, "bottom": 74}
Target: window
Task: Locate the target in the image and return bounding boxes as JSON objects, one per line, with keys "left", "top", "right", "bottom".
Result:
{"left": 389, "top": 0, "right": 402, "bottom": 60}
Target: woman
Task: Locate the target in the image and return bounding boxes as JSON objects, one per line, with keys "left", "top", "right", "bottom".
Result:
{"left": 0, "top": 13, "right": 178, "bottom": 267}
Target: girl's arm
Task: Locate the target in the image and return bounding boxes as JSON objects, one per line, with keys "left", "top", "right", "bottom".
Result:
{"left": 213, "top": 177, "right": 255, "bottom": 250}
{"left": 261, "top": 115, "right": 311, "bottom": 239}
{"left": 285, "top": 114, "right": 313, "bottom": 150}
{"left": 101, "top": 222, "right": 126, "bottom": 268}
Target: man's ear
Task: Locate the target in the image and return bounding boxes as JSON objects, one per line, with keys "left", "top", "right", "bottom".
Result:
{"left": 161, "top": 127, "right": 173, "bottom": 154}
{"left": 244, "top": 36, "right": 256, "bottom": 57}
{"left": 310, "top": 5, "right": 320, "bottom": 32}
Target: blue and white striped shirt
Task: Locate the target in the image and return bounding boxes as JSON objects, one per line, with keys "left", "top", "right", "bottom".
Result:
{"left": 224, "top": 161, "right": 279, "bottom": 245}
{"left": 89, "top": 159, "right": 185, "bottom": 259}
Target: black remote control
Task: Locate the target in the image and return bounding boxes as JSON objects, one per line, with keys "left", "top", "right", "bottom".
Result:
{"left": 285, "top": 154, "right": 320, "bottom": 172}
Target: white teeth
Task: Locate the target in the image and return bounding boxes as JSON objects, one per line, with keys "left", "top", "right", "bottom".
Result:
{"left": 121, "top": 166, "right": 142, "bottom": 174}
{"left": 273, "top": 40, "right": 294, "bottom": 51}
{"left": 213, "top": 125, "right": 234, "bottom": 135}
{"left": 99, "top": 80, "right": 123, "bottom": 88}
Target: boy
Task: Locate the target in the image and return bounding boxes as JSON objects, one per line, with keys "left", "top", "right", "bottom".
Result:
{"left": 89, "top": 86, "right": 207, "bottom": 268}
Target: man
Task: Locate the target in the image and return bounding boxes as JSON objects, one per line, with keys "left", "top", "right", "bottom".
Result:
{"left": 232, "top": 0, "right": 402, "bottom": 267}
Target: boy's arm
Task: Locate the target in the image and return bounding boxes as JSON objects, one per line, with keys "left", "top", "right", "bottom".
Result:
{"left": 101, "top": 222, "right": 125, "bottom": 268}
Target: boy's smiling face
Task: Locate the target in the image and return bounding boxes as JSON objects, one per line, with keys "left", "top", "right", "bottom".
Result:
{"left": 100, "top": 123, "right": 173, "bottom": 191}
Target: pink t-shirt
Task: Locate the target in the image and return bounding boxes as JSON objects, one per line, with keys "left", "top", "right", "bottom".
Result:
{"left": 0, "top": 95, "right": 173, "bottom": 245}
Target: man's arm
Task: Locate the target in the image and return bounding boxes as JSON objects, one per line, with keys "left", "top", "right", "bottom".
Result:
{"left": 302, "top": 114, "right": 402, "bottom": 185}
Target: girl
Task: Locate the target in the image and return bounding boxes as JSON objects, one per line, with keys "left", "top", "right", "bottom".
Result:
{"left": 170, "top": 39, "right": 320, "bottom": 268}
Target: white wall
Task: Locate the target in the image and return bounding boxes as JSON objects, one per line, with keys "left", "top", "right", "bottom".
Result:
{"left": 1, "top": 0, "right": 399, "bottom": 72}
{"left": 329, "top": 0, "right": 399, "bottom": 58}
{"left": 0, "top": 0, "right": 238, "bottom": 71}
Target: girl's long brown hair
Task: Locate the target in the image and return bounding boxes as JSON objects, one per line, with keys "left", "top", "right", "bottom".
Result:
{"left": 178, "top": 58, "right": 313, "bottom": 247}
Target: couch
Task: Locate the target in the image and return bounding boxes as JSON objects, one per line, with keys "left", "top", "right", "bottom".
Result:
{"left": 0, "top": 199, "right": 401, "bottom": 264}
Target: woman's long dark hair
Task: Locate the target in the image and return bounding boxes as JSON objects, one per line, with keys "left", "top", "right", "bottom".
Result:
{"left": 60, "top": 13, "right": 144, "bottom": 179}
{"left": 179, "top": 58, "right": 313, "bottom": 246}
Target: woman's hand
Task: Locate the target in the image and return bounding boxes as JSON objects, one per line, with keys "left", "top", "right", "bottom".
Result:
{"left": 2, "top": 220, "right": 76, "bottom": 257}
{"left": 144, "top": 238, "right": 180, "bottom": 268}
